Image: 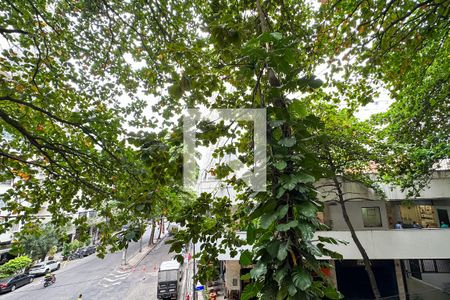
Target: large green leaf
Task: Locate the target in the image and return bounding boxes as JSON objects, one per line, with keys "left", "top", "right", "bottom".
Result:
{"left": 277, "top": 241, "right": 290, "bottom": 261}
{"left": 277, "top": 220, "right": 298, "bottom": 232}
{"left": 288, "top": 101, "right": 308, "bottom": 119}
{"left": 298, "top": 202, "right": 318, "bottom": 218}
{"left": 240, "top": 250, "right": 253, "bottom": 266}
{"left": 279, "top": 137, "right": 296, "bottom": 147}
{"left": 250, "top": 261, "right": 267, "bottom": 279}
{"left": 260, "top": 211, "right": 279, "bottom": 229}
{"left": 293, "top": 267, "right": 312, "bottom": 291}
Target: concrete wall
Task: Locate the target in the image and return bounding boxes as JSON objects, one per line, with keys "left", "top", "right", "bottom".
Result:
{"left": 327, "top": 200, "right": 389, "bottom": 230}
{"left": 315, "top": 229, "right": 450, "bottom": 260}
{"left": 380, "top": 170, "right": 450, "bottom": 200}
{"left": 224, "top": 260, "right": 241, "bottom": 293}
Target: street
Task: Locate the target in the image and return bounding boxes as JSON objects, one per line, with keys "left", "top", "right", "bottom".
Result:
{"left": 0, "top": 231, "right": 175, "bottom": 300}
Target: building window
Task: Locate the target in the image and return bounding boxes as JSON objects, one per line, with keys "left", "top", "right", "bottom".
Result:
{"left": 361, "top": 207, "right": 382, "bottom": 227}
{"left": 421, "top": 260, "right": 450, "bottom": 273}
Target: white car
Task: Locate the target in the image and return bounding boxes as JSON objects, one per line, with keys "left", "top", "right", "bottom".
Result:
{"left": 28, "top": 260, "right": 60, "bottom": 276}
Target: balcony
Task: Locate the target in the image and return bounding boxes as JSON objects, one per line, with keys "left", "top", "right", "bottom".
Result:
{"left": 208, "top": 229, "right": 450, "bottom": 261}
{"left": 315, "top": 229, "right": 450, "bottom": 260}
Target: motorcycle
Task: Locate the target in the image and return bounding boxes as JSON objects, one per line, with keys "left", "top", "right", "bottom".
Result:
{"left": 43, "top": 274, "right": 56, "bottom": 288}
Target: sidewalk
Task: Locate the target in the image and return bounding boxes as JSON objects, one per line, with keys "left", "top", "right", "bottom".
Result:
{"left": 122, "top": 234, "right": 167, "bottom": 269}
{"left": 120, "top": 227, "right": 169, "bottom": 270}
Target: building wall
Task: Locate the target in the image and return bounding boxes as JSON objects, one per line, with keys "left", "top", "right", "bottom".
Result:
{"left": 316, "top": 230, "right": 450, "bottom": 260}
{"left": 380, "top": 170, "right": 450, "bottom": 200}
{"left": 224, "top": 260, "right": 241, "bottom": 294}
{"left": 327, "top": 200, "right": 389, "bottom": 231}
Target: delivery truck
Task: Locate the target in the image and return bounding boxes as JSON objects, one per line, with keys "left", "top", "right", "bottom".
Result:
{"left": 157, "top": 260, "right": 181, "bottom": 299}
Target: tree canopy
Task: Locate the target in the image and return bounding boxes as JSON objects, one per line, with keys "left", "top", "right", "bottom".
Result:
{"left": 0, "top": 0, "right": 448, "bottom": 299}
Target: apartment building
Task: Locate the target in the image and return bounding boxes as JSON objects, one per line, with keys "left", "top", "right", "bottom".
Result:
{"left": 0, "top": 179, "right": 99, "bottom": 261}
{"left": 317, "top": 169, "right": 450, "bottom": 299}
{"left": 0, "top": 179, "right": 54, "bottom": 258}
{"left": 196, "top": 159, "right": 450, "bottom": 299}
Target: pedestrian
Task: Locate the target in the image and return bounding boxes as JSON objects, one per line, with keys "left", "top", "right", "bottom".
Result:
{"left": 77, "top": 294, "right": 82, "bottom": 300}
{"left": 394, "top": 221, "right": 403, "bottom": 229}
{"left": 412, "top": 221, "right": 422, "bottom": 229}
{"left": 440, "top": 221, "right": 449, "bottom": 228}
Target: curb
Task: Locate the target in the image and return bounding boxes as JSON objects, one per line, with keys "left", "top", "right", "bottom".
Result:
{"left": 120, "top": 235, "right": 168, "bottom": 270}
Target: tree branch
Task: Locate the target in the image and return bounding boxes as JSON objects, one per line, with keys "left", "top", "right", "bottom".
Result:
{"left": 0, "top": 27, "right": 29, "bottom": 35}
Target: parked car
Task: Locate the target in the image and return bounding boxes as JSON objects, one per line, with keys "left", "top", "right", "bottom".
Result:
{"left": 28, "top": 260, "right": 60, "bottom": 276}
{"left": 0, "top": 273, "right": 34, "bottom": 293}
{"left": 80, "top": 246, "right": 96, "bottom": 257}
{"left": 68, "top": 251, "right": 83, "bottom": 261}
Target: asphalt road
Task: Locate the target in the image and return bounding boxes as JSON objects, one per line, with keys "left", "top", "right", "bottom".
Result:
{"left": 0, "top": 227, "right": 174, "bottom": 300}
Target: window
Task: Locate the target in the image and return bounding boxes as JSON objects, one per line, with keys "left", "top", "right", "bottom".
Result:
{"left": 421, "top": 260, "right": 450, "bottom": 273}
{"left": 361, "top": 207, "right": 382, "bottom": 227}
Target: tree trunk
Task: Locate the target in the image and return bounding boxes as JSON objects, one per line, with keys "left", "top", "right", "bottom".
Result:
{"left": 333, "top": 176, "right": 382, "bottom": 300}
{"left": 157, "top": 217, "right": 164, "bottom": 240}
{"left": 148, "top": 219, "right": 156, "bottom": 246}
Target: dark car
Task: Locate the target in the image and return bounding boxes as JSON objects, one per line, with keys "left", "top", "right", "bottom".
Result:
{"left": 81, "top": 246, "right": 96, "bottom": 257}
{"left": 0, "top": 273, "right": 34, "bottom": 293}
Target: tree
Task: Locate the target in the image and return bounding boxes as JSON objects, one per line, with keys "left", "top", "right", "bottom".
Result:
{"left": 1, "top": 1, "right": 444, "bottom": 298}
{"left": 317, "top": 0, "right": 450, "bottom": 190}
{"left": 12, "top": 223, "right": 61, "bottom": 261}
{"left": 312, "top": 105, "right": 385, "bottom": 299}
{"left": 0, "top": 256, "right": 32, "bottom": 278}
{"left": 0, "top": 0, "right": 149, "bottom": 253}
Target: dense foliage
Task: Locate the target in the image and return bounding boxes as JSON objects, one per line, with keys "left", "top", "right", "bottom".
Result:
{"left": 0, "top": 0, "right": 448, "bottom": 299}
{"left": 11, "top": 223, "right": 62, "bottom": 261}
{"left": 0, "top": 256, "right": 32, "bottom": 278}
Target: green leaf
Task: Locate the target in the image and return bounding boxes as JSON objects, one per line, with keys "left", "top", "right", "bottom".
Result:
{"left": 308, "top": 77, "right": 323, "bottom": 89}
{"left": 240, "top": 250, "right": 253, "bottom": 266}
{"left": 296, "top": 173, "right": 315, "bottom": 183}
{"left": 288, "top": 283, "right": 297, "bottom": 296}
{"left": 277, "top": 286, "right": 288, "bottom": 300}
{"left": 270, "top": 32, "right": 283, "bottom": 40}
{"left": 272, "top": 127, "right": 283, "bottom": 141}
{"left": 260, "top": 211, "right": 278, "bottom": 229}
{"left": 274, "top": 265, "right": 288, "bottom": 284}
{"left": 277, "top": 241, "right": 290, "bottom": 261}
{"left": 258, "top": 32, "right": 283, "bottom": 43}
{"left": 276, "top": 187, "right": 286, "bottom": 198}
{"left": 293, "top": 267, "right": 312, "bottom": 291}
{"left": 241, "top": 283, "right": 260, "bottom": 300}
{"left": 278, "top": 204, "right": 289, "bottom": 219}
{"left": 269, "top": 120, "right": 285, "bottom": 128}
{"left": 279, "top": 137, "right": 296, "bottom": 147}
{"left": 267, "top": 240, "right": 281, "bottom": 258}
{"left": 277, "top": 220, "right": 298, "bottom": 232}
{"left": 289, "top": 100, "right": 308, "bottom": 119}
{"left": 297, "top": 223, "right": 314, "bottom": 239}
{"left": 250, "top": 261, "right": 267, "bottom": 279}
{"left": 273, "top": 161, "right": 287, "bottom": 170}
{"left": 323, "top": 285, "right": 343, "bottom": 299}
{"left": 247, "top": 223, "right": 257, "bottom": 244}
{"left": 298, "top": 202, "right": 318, "bottom": 218}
